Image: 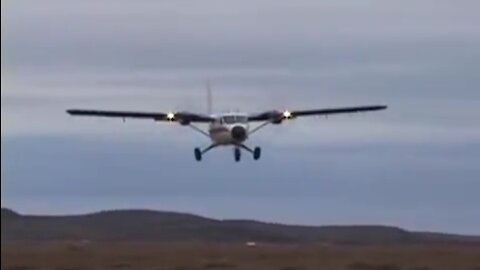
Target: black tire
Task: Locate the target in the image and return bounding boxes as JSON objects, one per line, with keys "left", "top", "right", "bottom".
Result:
{"left": 194, "top": 148, "right": 202, "bottom": 161}
{"left": 234, "top": 147, "right": 241, "bottom": 162}
{"left": 253, "top": 147, "right": 261, "bottom": 160}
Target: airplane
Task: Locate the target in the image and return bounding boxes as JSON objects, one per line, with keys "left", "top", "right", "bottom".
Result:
{"left": 66, "top": 87, "right": 387, "bottom": 162}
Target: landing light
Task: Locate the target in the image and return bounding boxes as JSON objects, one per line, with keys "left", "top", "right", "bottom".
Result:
{"left": 283, "top": 110, "right": 292, "bottom": 119}
{"left": 167, "top": 112, "right": 175, "bottom": 120}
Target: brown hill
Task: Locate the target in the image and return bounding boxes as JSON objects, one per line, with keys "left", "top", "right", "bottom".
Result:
{"left": 2, "top": 208, "right": 479, "bottom": 245}
{"left": 1, "top": 208, "right": 20, "bottom": 219}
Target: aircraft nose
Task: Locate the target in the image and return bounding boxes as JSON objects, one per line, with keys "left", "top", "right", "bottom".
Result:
{"left": 231, "top": 126, "right": 247, "bottom": 141}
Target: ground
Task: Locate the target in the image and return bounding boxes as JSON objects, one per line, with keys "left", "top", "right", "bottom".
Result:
{"left": 2, "top": 243, "right": 480, "bottom": 270}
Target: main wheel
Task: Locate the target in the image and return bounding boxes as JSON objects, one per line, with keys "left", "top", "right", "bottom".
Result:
{"left": 194, "top": 148, "right": 202, "bottom": 161}
{"left": 253, "top": 147, "right": 261, "bottom": 160}
{"left": 234, "top": 147, "right": 241, "bottom": 162}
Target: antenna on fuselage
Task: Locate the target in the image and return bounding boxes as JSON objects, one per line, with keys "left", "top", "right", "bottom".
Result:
{"left": 206, "top": 79, "right": 213, "bottom": 115}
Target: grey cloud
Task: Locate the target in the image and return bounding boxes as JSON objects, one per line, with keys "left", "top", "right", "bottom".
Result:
{"left": 3, "top": 0, "right": 479, "bottom": 69}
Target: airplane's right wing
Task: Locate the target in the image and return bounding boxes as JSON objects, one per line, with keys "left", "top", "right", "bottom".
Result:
{"left": 67, "top": 109, "right": 215, "bottom": 123}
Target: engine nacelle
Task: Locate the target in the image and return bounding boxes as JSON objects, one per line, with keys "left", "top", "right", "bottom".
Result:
{"left": 179, "top": 119, "right": 191, "bottom": 126}
{"left": 268, "top": 111, "right": 284, "bottom": 124}
{"left": 271, "top": 118, "right": 283, "bottom": 124}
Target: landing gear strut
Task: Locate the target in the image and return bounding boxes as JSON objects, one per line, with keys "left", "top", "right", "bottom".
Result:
{"left": 236, "top": 144, "right": 261, "bottom": 161}
{"left": 194, "top": 143, "right": 261, "bottom": 162}
{"left": 194, "top": 144, "right": 219, "bottom": 162}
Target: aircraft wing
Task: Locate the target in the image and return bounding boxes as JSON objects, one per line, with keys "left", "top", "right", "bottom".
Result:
{"left": 66, "top": 109, "right": 215, "bottom": 123}
{"left": 248, "top": 105, "right": 387, "bottom": 122}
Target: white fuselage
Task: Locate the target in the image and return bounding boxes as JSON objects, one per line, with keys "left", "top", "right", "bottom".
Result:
{"left": 208, "top": 113, "right": 250, "bottom": 145}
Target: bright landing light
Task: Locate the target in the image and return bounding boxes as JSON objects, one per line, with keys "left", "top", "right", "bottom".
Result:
{"left": 283, "top": 110, "right": 292, "bottom": 118}
{"left": 167, "top": 112, "right": 175, "bottom": 120}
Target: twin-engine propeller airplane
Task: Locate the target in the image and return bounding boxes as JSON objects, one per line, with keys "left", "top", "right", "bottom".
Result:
{"left": 67, "top": 88, "right": 387, "bottom": 162}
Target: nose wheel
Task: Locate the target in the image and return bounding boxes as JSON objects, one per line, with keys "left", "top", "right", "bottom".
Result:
{"left": 234, "top": 147, "right": 241, "bottom": 162}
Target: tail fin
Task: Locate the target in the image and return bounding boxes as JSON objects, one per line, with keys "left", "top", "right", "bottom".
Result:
{"left": 206, "top": 79, "right": 213, "bottom": 115}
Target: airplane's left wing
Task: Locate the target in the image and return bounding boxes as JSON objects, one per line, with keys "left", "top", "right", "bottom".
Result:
{"left": 248, "top": 105, "right": 387, "bottom": 122}
{"left": 67, "top": 109, "right": 215, "bottom": 123}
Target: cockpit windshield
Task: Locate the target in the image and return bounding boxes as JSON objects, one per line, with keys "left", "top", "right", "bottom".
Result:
{"left": 222, "top": 115, "right": 247, "bottom": 124}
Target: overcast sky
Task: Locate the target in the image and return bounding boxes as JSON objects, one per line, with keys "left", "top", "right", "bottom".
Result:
{"left": 2, "top": 0, "right": 480, "bottom": 234}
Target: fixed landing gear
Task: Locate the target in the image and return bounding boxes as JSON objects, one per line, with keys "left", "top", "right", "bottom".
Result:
{"left": 194, "top": 144, "right": 219, "bottom": 162}
{"left": 194, "top": 144, "right": 261, "bottom": 162}
{"left": 253, "top": 147, "right": 261, "bottom": 160}
{"left": 235, "top": 144, "right": 261, "bottom": 161}
{"left": 234, "top": 147, "right": 241, "bottom": 162}
{"left": 194, "top": 148, "right": 202, "bottom": 161}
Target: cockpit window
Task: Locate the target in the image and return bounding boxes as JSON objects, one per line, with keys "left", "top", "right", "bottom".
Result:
{"left": 236, "top": 116, "right": 247, "bottom": 123}
{"left": 222, "top": 115, "right": 247, "bottom": 124}
{"left": 223, "top": 116, "right": 236, "bottom": 124}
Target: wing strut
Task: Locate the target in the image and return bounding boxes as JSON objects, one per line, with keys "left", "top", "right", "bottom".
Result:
{"left": 249, "top": 121, "right": 270, "bottom": 136}
{"left": 187, "top": 123, "right": 211, "bottom": 138}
